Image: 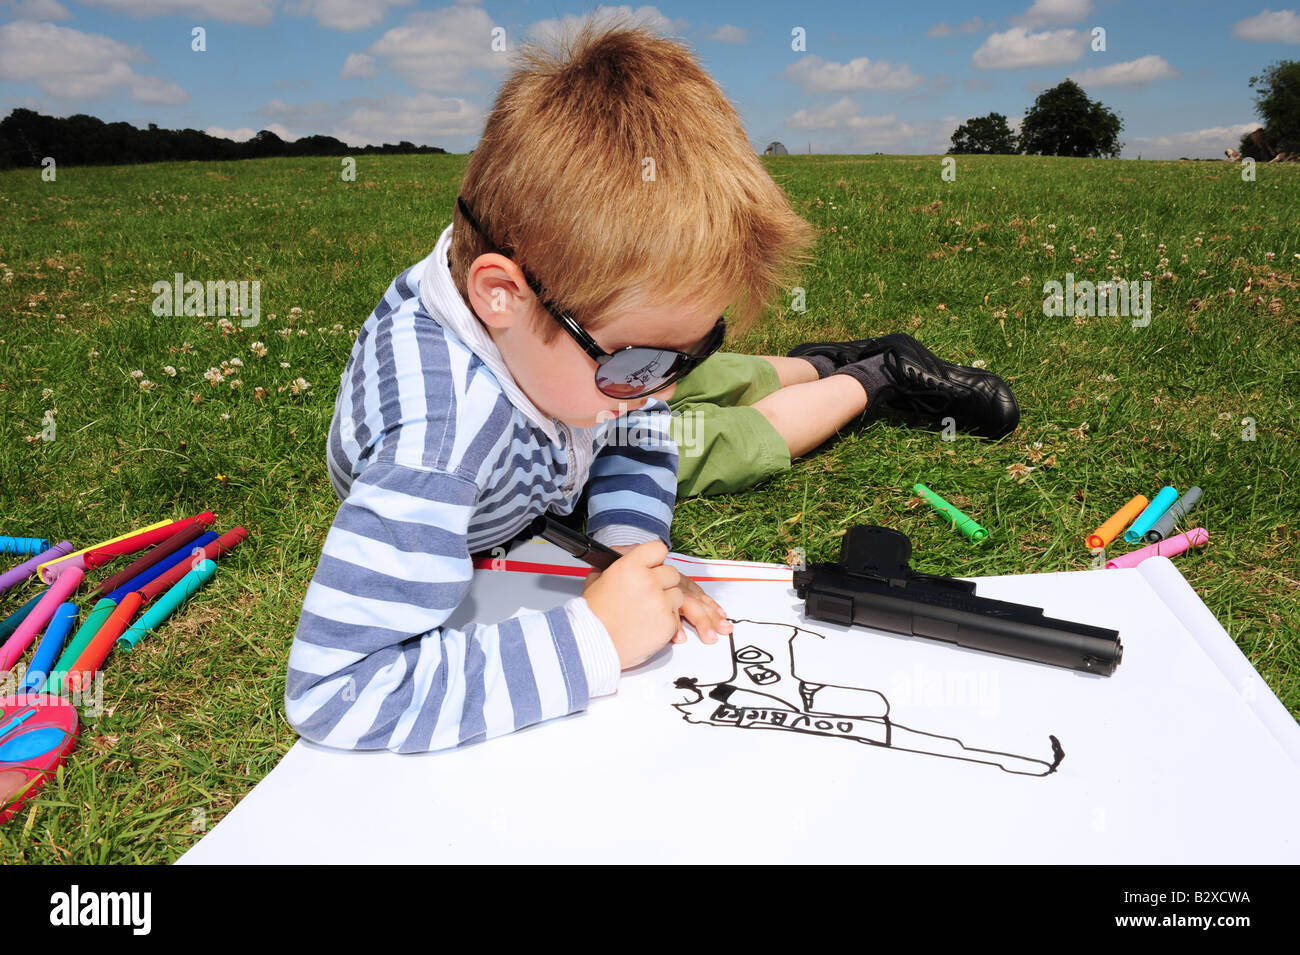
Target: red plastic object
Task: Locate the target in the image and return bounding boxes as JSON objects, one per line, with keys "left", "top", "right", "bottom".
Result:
{"left": 0, "top": 694, "right": 79, "bottom": 825}
{"left": 82, "top": 511, "right": 216, "bottom": 570}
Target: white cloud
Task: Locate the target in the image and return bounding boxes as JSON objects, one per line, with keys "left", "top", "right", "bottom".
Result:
{"left": 525, "top": 6, "right": 687, "bottom": 49}
{"left": 972, "top": 27, "right": 1087, "bottom": 69}
{"left": 292, "top": 0, "right": 414, "bottom": 32}
{"left": 2, "top": 0, "right": 73, "bottom": 19}
{"left": 365, "top": 7, "right": 505, "bottom": 92}
{"left": 785, "top": 96, "right": 956, "bottom": 152}
{"left": 1070, "top": 54, "right": 1179, "bottom": 88}
{"left": 330, "top": 92, "right": 482, "bottom": 146}
{"left": 1015, "top": 0, "right": 1093, "bottom": 27}
{"left": 249, "top": 92, "right": 481, "bottom": 147}
{"left": 75, "top": 0, "right": 277, "bottom": 26}
{"left": 0, "top": 20, "right": 187, "bottom": 103}
{"left": 131, "top": 73, "right": 189, "bottom": 104}
{"left": 927, "top": 17, "right": 984, "bottom": 37}
{"left": 785, "top": 55, "right": 923, "bottom": 93}
{"left": 1232, "top": 9, "right": 1300, "bottom": 43}
{"left": 205, "top": 123, "right": 299, "bottom": 142}
{"left": 340, "top": 52, "right": 377, "bottom": 78}
{"left": 710, "top": 24, "right": 749, "bottom": 43}
{"left": 1125, "top": 122, "right": 1258, "bottom": 159}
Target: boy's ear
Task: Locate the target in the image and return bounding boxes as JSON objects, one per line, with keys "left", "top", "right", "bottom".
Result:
{"left": 466, "top": 253, "right": 534, "bottom": 330}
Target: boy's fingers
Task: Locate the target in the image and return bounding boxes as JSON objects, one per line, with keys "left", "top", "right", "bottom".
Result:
{"left": 653, "top": 564, "right": 682, "bottom": 591}
{"left": 680, "top": 598, "right": 721, "bottom": 644}
{"left": 625, "top": 539, "right": 669, "bottom": 567}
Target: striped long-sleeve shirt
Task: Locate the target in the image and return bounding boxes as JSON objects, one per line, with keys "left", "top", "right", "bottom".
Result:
{"left": 284, "top": 223, "right": 679, "bottom": 753}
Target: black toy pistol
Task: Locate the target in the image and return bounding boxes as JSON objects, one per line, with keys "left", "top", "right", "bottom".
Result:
{"left": 792, "top": 525, "right": 1123, "bottom": 675}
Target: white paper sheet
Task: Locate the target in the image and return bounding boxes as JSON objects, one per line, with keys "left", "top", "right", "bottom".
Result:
{"left": 179, "top": 541, "right": 1300, "bottom": 864}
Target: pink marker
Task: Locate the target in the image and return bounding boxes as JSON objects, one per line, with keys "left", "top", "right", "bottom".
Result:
{"left": 0, "top": 565, "right": 85, "bottom": 673}
{"left": 1105, "top": 528, "right": 1209, "bottom": 570}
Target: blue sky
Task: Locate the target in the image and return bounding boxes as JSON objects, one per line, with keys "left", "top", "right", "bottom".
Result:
{"left": 1, "top": 0, "right": 1297, "bottom": 158}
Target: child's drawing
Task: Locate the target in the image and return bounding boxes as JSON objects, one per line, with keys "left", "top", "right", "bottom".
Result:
{"left": 673, "top": 618, "right": 1065, "bottom": 777}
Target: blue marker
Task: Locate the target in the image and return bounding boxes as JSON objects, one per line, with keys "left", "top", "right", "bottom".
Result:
{"left": 21, "top": 601, "right": 79, "bottom": 694}
{"left": 1124, "top": 486, "right": 1179, "bottom": 544}
{"left": 0, "top": 536, "right": 51, "bottom": 556}
{"left": 104, "top": 531, "right": 219, "bottom": 604}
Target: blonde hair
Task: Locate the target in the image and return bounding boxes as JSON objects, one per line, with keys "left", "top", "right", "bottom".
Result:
{"left": 450, "top": 14, "right": 817, "bottom": 346}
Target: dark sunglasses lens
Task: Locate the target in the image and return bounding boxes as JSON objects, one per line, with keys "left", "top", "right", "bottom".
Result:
{"left": 596, "top": 348, "right": 687, "bottom": 398}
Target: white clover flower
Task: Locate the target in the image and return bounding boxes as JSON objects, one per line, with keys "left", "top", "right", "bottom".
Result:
{"left": 251, "top": 341, "right": 267, "bottom": 357}
{"left": 163, "top": 365, "right": 177, "bottom": 377}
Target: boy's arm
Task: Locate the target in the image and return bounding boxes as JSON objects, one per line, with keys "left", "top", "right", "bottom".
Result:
{"left": 585, "top": 397, "right": 678, "bottom": 547}
{"left": 284, "top": 460, "right": 620, "bottom": 753}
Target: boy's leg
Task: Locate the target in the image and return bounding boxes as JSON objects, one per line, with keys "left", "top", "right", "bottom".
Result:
{"left": 667, "top": 353, "right": 875, "bottom": 496}
{"left": 667, "top": 353, "right": 793, "bottom": 498}
{"left": 765, "top": 355, "right": 820, "bottom": 388}
{"left": 749, "top": 374, "right": 870, "bottom": 458}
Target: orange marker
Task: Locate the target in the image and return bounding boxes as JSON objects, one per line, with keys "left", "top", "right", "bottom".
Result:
{"left": 65, "top": 591, "right": 143, "bottom": 692}
{"left": 1087, "top": 495, "right": 1150, "bottom": 551}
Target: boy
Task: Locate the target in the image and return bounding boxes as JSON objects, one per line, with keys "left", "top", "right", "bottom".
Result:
{"left": 285, "top": 19, "right": 1014, "bottom": 753}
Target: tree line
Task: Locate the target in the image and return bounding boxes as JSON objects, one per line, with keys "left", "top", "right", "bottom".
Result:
{"left": 0, "top": 108, "right": 448, "bottom": 169}
{"left": 949, "top": 61, "right": 1299, "bottom": 160}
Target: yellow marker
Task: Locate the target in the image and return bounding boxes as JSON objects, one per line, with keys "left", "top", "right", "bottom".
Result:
{"left": 1087, "top": 495, "right": 1149, "bottom": 551}
{"left": 36, "top": 519, "right": 171, "bottom": 581}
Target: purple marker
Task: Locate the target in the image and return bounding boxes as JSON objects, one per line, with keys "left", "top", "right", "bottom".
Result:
{"left": 0, "top": 540, "right": 73, "bottom": 596}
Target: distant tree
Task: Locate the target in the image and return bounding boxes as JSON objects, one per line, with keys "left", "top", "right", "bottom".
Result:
{"left": 1248, "top": 59, "right": 1300, "bottom": 154}
{"left": 1019, "top": 80, "right": 1122, "bottom": 158}
{"left": 948, "top": 112, "right": 1017, "bottom": 154}
{"left": 0, "top": 108, "right": 448, "bottom": 167}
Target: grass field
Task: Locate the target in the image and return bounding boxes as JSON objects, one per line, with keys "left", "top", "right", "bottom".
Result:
{"left": 0, "top": 152, "right": 1296, "bottom": 863}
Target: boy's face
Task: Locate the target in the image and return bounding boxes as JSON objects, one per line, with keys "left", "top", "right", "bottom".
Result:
{"left": 466, "top": 253, "right": 726, "bottom": 429}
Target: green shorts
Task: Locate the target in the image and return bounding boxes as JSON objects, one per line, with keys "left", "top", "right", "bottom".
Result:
{"left": 664, "top": 352, "right": 791, "bottom": 497}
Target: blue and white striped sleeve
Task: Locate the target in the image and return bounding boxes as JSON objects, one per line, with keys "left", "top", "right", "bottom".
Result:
{"left": 284, "top": 461, "right": 622, "bottom": 753}
{"left": 585, "top": 398, "right": 679, "bottom": 547}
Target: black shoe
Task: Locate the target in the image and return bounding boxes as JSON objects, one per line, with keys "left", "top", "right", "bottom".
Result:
{"left": 859, "top": 335, "right": 1020, "bottom": 440}
{"left": 787, "top": 333, "right": 913, "bottom": 371}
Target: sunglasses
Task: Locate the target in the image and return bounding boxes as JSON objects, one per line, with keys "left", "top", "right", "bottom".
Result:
{"left": 456, "top": 196, "right": 726, "bottom": 399}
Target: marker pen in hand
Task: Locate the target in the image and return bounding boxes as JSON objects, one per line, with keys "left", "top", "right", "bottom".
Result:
{"left": 530, "top": 515, "right": 622, "bottom": 570}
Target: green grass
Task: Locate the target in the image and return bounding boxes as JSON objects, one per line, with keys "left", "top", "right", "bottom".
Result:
{"left": 0, "top": 153, "right": 1296, "bottom": 863}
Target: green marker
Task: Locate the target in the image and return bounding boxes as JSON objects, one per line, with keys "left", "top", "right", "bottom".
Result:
{"left": 47, "top": 596, "right": 118, "bottom": 690}
{"left": 118, "top": 559, "right": 217, "bottom": 651}
{"left": 913, "top": 483, "right": 989, "bottom": 543}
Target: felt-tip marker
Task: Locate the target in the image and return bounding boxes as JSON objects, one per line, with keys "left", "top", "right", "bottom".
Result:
{"left": 527, "top": 515, "right": 622, "bottom": 570}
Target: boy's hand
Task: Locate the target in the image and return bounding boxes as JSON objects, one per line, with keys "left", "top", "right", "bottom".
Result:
{"left": 582, "top": 541, "right": 733, "bottom": 668}
{"left": 582, "top": 540, "right": 683, "bottom": 669}
{"left": 671, "top": 574, "right": 733, "bottom": 647}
